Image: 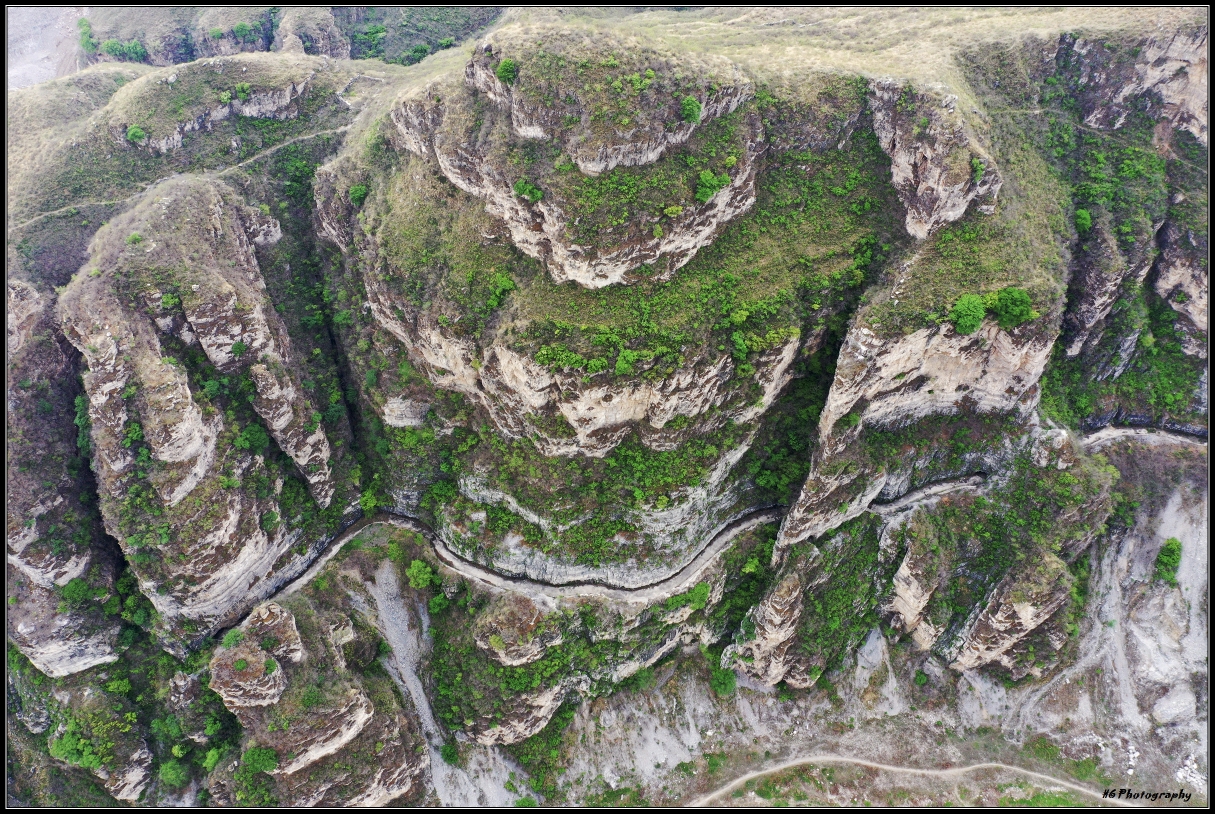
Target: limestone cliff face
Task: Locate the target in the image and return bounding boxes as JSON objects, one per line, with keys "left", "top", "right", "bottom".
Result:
{"left": 56, "top": 177, "right": 336, "bottom": 643}
{"left": 362, "top": 266, "right": 799, "bottom": 458}
{"left": 778, "top": 318, "right": 1052, "bottom": 550}
{"left": 819, "top": 320, "right": 1053, "bottom": 443}
{"left": 869, "top": 79, "right": 1002, "bottom": 240}
{"left": 6, "top": 279, "right": 121, "bottom": 677}
{"left": 272, "top": 8, "right": 352, "bottom": 58}
{"left": 104, "top": 57, "right": 317, "bottom": 156}
{"left": 1153, "top": 219, "right": 1209, "bottom": 357}
{"left": 1061, "top": 212, "right": 1150, "bottom": 357}
{"left": 388, "top": 39, "right": 760, "bottom": 289}
{"left": 946, "top": 557, "right": 1073, "bottom": 672}
{"left": 1063, "top": 30, "right": 1208, "bottom": 146}
{"left": 208, "top": 600, "right": 426, "bottom": 806}
{"left": 722, "top": 570, "right": 805, "bottom": 686}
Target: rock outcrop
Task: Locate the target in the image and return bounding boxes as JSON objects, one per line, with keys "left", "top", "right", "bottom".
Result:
{"left": 1064, "top": 30, "right": 1208, "bottom": 146}
{"left": 56, "top": 176, "right": 337, "bottom": 642}
{"left": 272, "top": 8, "right": 352, "bottom": 58}
{"left": 1153, "top": 219, "right": 1209, "bottom": 357}
{"left": 869, "top": 79, "right": 1002, "bottom": 240}
{"left": 388, "top": 33, "right": 761, "bottom": 288}
{"left": 722, "top": 570, "right": 805, "bottom": 685}
{"left": 208, "top": 598, "right": 427, "bottom": 806}
{"left": 7, "top": 280, "right": 120, "bottom": 677}
{"left": 946, "top": 557, "right": 1073, "bottom": 672}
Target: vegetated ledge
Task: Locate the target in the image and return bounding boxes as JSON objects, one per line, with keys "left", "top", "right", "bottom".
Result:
{"left": 387, "top": 28, "right": 761, "bottom": 288}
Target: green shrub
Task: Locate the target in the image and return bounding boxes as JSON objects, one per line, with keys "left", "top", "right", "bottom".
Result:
{"left": 100, "top": 39, "right": 147, "bottom": 62}
{"left": 349, "top": 184, "right": 369, "bottom": 207}
{"left": 233, "top": 658, "right": 248, "bottom": 671}
{"left": 59, "top": 577, "right": 93, "bottom": 609}
{"left": 209, "top": 27, "right": 225, "bottom": 39}
{"left": 971, "top": 157, "right": 985, "bottom": 185}
{"left": 158, "top": 759, "right": 190, "bottom": 788}
{"left": 300, "top": 686, "right": 324, "bottom": 709}
{"left": 78, "top": 19, "right": 98, "bottom": 54}
{"left": 495, "top": 58, "right": 518, "bottom": 84}
{"left": 949, "top": 293, "right": 986, "bottom": 334}
{"left": 221, "top": 629, "right": 244, "bottom": 648}
{"left": 360, "top": 489, "right": 378, "bottom": 515}
{"left": 428, "top": 593, "right": 450, "bottom": 614}
{"left": 709, "top": 665, "right": 736, "bottom": 697}
{"left": 231, "top": 340, "right": 248, "bottom": 357}
{"left": 695, "top": 170, "right": 730, "bottom": 203}
{"left": 104, "top": 678, "right": 132, "bottom": 695}
{"left": 680, "top": 95, "right": 702, "bottom": 123}
{"left": 241, "top": 747, "right": 278, "bottom": 774}
{"left": 991, "top": 287, "right": 1036, "bottom": 330}
{"left": 513, "top": 179, "right": 543, "bottom": 203}
{"left": 914, "top": 669, "right": 928, "bottom": 686}
{"left": 440, "top": 742, "right": 459, "bottom": 765}
{"left": 1154, "top": 537, "right": 1182, "bottom": 587}
{"left": 234, "top": 424, "right": 269, "bottom": 451}
{"left": 406, "top": 559, "right": 435, "bottom": 590}
{"left": 1074, "top": 208, "right": 1092, "bottom": 236}
{"left": 74, "top": 394, "right": 92, "bottom": 455}
{"left": 264, "top": 658, "right": 277, "bottom": 674}
{"left": 202, "top": 747, "right": 222, "bottom": 772}
{"left": 125, "top": 232, "right": 143, "bottom": 245}
{"left": 439, "top": 37, "right": 455, "bottom": 48}
{"left": 233, "top": 22, "right": 257, "bottom": 43}
{"left": 235, "top": 82, "right": 251, "bottom": 101}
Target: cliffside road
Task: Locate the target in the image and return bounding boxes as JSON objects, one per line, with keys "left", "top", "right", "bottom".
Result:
{"left": 1081, "top": 426, "right": 1209, "bottom": 451}
{"left": 689, "top": 754, "right": 1133, "bottom": 807}
{"left": 279, "top": 473, "right": 997, "bottom": 606}
{"left": 871, "top": 475, "right": 985, "bottom": 516}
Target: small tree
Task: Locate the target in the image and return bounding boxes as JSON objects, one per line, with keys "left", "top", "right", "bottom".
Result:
{"left": 495, "top": 58, "right": 518, "bottom": 85}
{"left": 126, "top": 125, "right": 146, "bottom": 142}
{"left": 1075, "top": 208, "right": 1092, "bottom": 237}
{"left": 709, "top": 665, "right": 736, "bottom": 696}
{"left": 349, "top": 183, "right": 369, "bottom": 207}
{"left": 158, "top": 759, "right": 190, "bottom": 788}
{"left": 681, "top": 95, "right": 702, "bottom": 123}
{"left": 513, "top": 179, "right": 543, "bottom": 203}
{"left": 948, "top": 293, "right": 986, "bottom": 334}
{"left": 241, "top": 747, "right": 278, "bottom": 774}
{"left": 405, "top": 559, "right": 435, "bottom": 590}
{"left": 992, "top": 287, "right": 1036, "bottom": 330}
{"left": 1154, "top": 537, "right": 1182, "bottom": 586}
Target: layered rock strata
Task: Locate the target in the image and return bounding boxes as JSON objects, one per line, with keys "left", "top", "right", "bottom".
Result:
{"left": 56, "top": 176, "right": 335, "bottom": 640}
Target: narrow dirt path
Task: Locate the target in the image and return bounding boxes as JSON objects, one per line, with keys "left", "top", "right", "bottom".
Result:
{"left": 1081, "top": 426, "right": 1208, "bottom": 451}
{"left": 689, "top": 753, "right": 1133, "bottom": 807}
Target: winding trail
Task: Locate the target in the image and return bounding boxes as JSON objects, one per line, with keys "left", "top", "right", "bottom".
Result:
{"left": 279, "top": 471, "right": 1001, "bottom": 605}
{"left": 689, "top": 754, "right": 1133, "bottom": 807}
{"left": 1080, "top": 426, "right": 1208, "bottom": 451}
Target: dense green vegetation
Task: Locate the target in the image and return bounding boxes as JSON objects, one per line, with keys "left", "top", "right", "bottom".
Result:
{"left": 1154, "top": 537, "right": 1182, "bottom": 587}
{"left": 793, "top": 515, "right": 894, "bottom": 675}
{"left": 1040, "top": 285, "right": 1206, "bottom": 427}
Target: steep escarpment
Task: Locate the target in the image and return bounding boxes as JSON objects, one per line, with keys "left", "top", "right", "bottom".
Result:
{"left": 56, "top": 176, "right": 350, "bottom": 648}
{"left": 390, "top": 29, "right": 761, "bottom": 288}
{"left": 206, "top": 597, "right": 426, "bottom": 806}
{"left": 6, "top": 278, "right": 121, "bottom": 678}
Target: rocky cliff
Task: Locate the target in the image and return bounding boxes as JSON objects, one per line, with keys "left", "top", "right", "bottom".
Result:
{"left": 56, "top": 176, "right": 339, "bottom": 646}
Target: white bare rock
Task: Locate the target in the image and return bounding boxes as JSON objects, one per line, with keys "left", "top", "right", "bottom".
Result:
{"left": 819, "top": 320, "right": 1053, "bottom": 444}
{"left": 104, "top": 742, "right": 153, "bottom": 802}
{"left": 726, "top": 570, "right": 806, "bottom": 686}
{"left": 382, "top": 396, "right": 431, "bottom": 427}
{"left": 870, "top": 79, "right": 1001, "bottom": 240}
